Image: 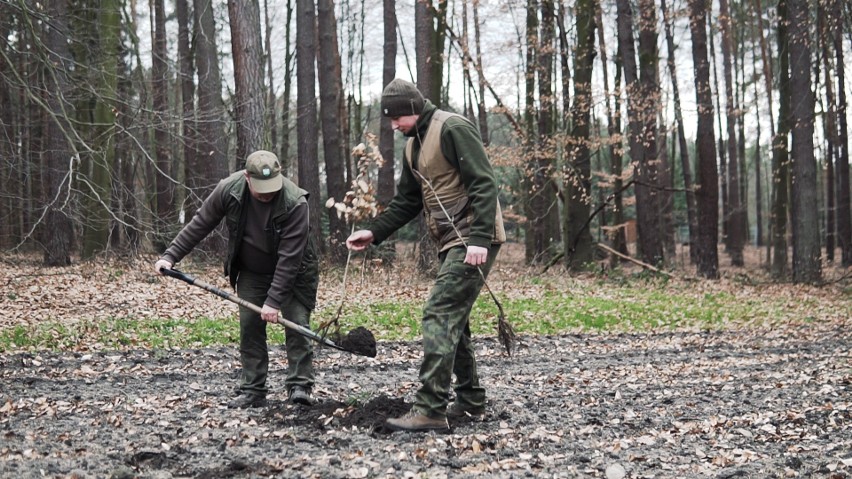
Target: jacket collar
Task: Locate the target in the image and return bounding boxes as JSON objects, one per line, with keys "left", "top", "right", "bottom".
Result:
{"left": 406, "top": 100, "right": 438, "bottom": 139}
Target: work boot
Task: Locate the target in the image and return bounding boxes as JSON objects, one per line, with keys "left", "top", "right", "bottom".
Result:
{"left": 289, "top": 385, "right": 313, "bottom": 406}
{"left": 386, "top": 410, "right": 449, "bottom": 432}
{"left": 447, "top": 402, "right": 485, "bottom": 419}
{"left": 227, "top": 393, "right": 267, "bottom": 409}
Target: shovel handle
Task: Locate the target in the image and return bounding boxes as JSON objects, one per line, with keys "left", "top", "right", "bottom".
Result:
{"left": 160, "top": 268, "right": 347, "bottom": 352}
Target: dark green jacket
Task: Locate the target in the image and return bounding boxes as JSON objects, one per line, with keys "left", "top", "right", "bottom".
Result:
{"left": 162, "top": 171, "right": 319, "bottom": 310}
{"left": 369, "top": 100, "right": 500, "bottom": 250}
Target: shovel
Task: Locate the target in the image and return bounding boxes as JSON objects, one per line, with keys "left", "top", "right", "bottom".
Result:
{"left": 160, "top": 268, "right": 372, "bottom": 356}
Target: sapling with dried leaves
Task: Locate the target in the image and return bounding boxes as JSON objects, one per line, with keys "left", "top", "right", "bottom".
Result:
{"left": 319, "top": 134, "right": 384, "bottom": 339}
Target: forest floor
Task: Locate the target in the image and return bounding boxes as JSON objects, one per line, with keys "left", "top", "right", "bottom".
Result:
{"left": 0, "top": 244, "right": 850, "bottom": 478}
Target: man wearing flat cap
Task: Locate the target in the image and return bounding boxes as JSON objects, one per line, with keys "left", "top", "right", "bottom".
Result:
{"left": 347, "top": 78, "right": 505, "bottom": 431}
{"left": 155, "top": 150, "right": 319, "bottom": 408}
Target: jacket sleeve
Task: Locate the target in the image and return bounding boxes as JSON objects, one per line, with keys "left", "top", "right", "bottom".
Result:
{"left": 368, "top": 151, "right": 423, "bottom": 245}
{"left": 441, "top": 118, "right": 498, "bottom": 249}
{"left": 162, "top": 180, "right": 228, "bottom": 264}
{"left": 264, "top": 201, "right": 310, "bottom": 309}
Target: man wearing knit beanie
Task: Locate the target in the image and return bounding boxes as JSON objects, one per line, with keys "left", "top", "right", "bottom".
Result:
{"left": 348, "top": 79, "right": 506, "bottom": 432}
{"left": 380, "top": 78, "right": 425, "bottom": 118}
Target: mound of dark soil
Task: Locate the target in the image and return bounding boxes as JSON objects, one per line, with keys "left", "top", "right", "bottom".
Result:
{"left": 333, "top": 326, "right": 377, "bottom": 357}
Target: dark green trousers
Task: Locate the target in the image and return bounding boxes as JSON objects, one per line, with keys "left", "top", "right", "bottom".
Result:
{"left": 236, "top": 270, "right": 314, "bottom": 397}
{"left": 414, "top": 244, "right": 500, "bottom": 418}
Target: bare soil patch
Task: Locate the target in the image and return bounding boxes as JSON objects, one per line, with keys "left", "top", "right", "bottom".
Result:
{"left": 1, "top": 244, "right": 850, "bottom": 478}
{"left": 1, "top": 324, "right": 850, "bottom": 478}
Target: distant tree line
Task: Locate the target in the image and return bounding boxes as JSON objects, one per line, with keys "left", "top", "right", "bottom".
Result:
{"left": 0, "top": 0, "right": 849, "bottom": 284}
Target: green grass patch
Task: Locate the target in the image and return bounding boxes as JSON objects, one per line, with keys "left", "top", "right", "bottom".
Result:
{"left": 0, "top": 279, "right": 833, "bottom": 353}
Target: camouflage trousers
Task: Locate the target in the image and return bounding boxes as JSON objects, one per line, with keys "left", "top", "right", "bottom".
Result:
{"left": 414, "top": 244, "right": 501, "bottom": 418}
{"left": 236, "top": 270, "right": 314, "bottom": 397}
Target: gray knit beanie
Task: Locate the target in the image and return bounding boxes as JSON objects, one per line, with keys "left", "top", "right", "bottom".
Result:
{"left": 381, "top": 79, "right": 425, "bottom": 117}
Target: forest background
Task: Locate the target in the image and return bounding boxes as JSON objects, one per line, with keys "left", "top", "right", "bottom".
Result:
{"left": 1, "top": 0, "right": 851, "bottom": 284}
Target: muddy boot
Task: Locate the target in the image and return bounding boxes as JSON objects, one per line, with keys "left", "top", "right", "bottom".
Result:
{"left": 447, "top": 402, "right": 485, "bottom": 419}
{"left": 386, "top": 411, "right": 449, "bottom": 432}
{"left": 288, "top": 386, "right": 313, "bottom": 406}
{"left": 227, "top": 393, "right": 267, "bottom": 409}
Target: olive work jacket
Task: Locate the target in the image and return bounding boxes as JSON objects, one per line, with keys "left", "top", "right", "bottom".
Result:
{"left": 161, "top": 171, "right": 319, "bottom": 311}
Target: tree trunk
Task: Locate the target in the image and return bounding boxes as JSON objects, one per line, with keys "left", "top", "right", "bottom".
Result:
{"left": 661, "top": 0, "right": 698, "bottom": 264}
{"left": 594, "top": 3, "right": 628, "bottom": 261}
{"left": 263, "top": 0, "right": 278, "bottom": 155}
{"left": 772, "top": 0, "right": 791, "bottom": 278}
{"left": 819, "top": 8, "right": 837, "bottom": 262}
{"left": 536, "top": 0, "right": 557, "bottom": 263}
{"left": 228, "top": 0, "right": 266, "bottom": 167}
{"left": 616, "top": 0, "right": 662, "bottom": 266}
{"left": 296, "top": 0, "right": 323, "bottom": 253}
{"left": 688, "top": 0, "right": 720, "bottom": 279}
{"left": 787, "top": 0, "right": 821, "bottom": 283}
{"left": 317, "top": 0, "right": 348, "bottom": 262}
{"left": 719, "top": 0, "right": 745, "bottom": 266}
{"left": 42, "top": 0, "right": 74, "bottom": 265}
{"left": 523, "top": 0, "right": 539, "bottom": 264}
{"left": 176, "top": 0, "right": 197, "bottom": 220}
{"left": 473, "top": 0, "right": 489, "bottom": 145}
{"left": 564, "top": 0, "right": 596, "bottom": 269}
{"left": 635, "top": 0, "right": 662, "bottom": 265}
{"left": 378, "top": 0, "right": 397, "bottom": 208}
{"left": 193, "top": 0, "right": 228, "bottom": 182}
{"left": 751, "top": 0, "right": 776, "bottom": 262}
{"left": 151, "top": 0, "right": 173, "bottom": 247}
{"left": 708, "top": 12, "right": 729, "bottom": 252}
{"left": 81, "top": 0, "right": 120, "bottom": 258}
{"left": 414, "top": 0, "right": 442, "bottom": 274}
{"left": 280, "top": 0, "right": 295, "bottom": 175}
{"left": 832, "top": 0, "right": 851, "bottom": 266}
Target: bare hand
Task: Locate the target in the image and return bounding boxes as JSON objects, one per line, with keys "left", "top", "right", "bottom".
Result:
{"left": 154, "top": 259, "right": 173, "bottom": 274}
{"left": 260, "top": 304, "right": 280, "bottom": 323}
{"left": 464, "top": 245, "right": 488, "bottom": 266}
{"left": 346, "top": 230, "right": 375, "bottom": 251}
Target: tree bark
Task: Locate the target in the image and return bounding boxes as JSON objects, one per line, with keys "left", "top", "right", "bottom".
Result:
{"left": 635, "top": 0, "right": 662, "bottom": 265}
{"left": 473, "top": 0, "right": 489, "bottom": 145}
{"left": 378, "top": 0, "right": 397, "bottom": 208}
{"left": 688, "top": 0, "right": 720, "bottom": 278}
{"left": 819, "top": 7, "right": 837, "bottom": 262}
{"left": 82, "top": 0, "right": 120, "bottom": 258}
{"left": 152, "top": 0, "right": 173, "bottom": 247}
{"left": 831, "top": 0, "right": 851, "bottom": 266}
{"left": 296, "top": 0, "right": 323, "bottom": 253}
{"left": 317, "top": 0, "right": 348, "bottom": 262}
{"left": 661, "top": 0, "right": 697, "bottom": 263}
{"left": 771, "top": 0, "right": 791, "bottom": 278}
{"left": 787, "top": 0, "right": 821, "bottom": 283}
{"left": 193, "top": 0, "right": 228, "bottom": 183}
{"left": 719, "top": 0, "right": 745, "bottom": 266}
{"left": 42, "top": 0, "right": 74, "bottom": 265}
{"left": 228, "top": 0, "right": 266, "bottom": 167}
{"left": 564, "top": 0, "right": 596, "bottom": 269}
